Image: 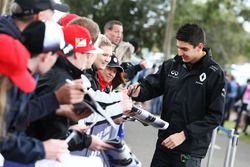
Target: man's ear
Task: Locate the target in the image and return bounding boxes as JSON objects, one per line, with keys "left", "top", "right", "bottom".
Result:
{"left": 197, "top": 43, "right": 204, "bottom": 50}
{"left": 104, "top": 28, "right": 109, "bottom": 34}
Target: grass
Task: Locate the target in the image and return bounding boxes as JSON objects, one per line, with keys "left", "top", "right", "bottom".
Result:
{"left": 223, "top": 120, "right": 250, "bottom": 144}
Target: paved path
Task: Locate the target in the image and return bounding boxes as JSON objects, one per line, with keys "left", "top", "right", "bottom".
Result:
{"left": 124, "top": 121, "right": 250, "bottom": 167}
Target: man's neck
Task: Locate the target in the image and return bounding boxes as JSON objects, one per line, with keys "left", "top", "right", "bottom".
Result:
{"left": 67, "top": 55, "right": 88, "bottom": 71}
{"left": 191, "top": 50, "right": 206, "bottom": 64}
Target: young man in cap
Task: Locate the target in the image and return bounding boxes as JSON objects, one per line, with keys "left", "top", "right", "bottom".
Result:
{"left": 128, "top": 23, "right": 225, "bottom": 167}
{"left": 13, "top": 20, "right": 84, "bottom": 130}
{"left": 0, "top": 32, "right": 68, "bottom": 164}
{"left": 27, "top": 24, "right": 112, "bottom": 152}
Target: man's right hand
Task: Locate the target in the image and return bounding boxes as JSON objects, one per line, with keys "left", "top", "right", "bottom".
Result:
{"left": 127, "top": 83, "right": 140, "bottom": 98}
{"left": 54, "top": 79, "right": 84, "bottom": 104}
{"left": 120, "top": 89, "right": 133, "bottom": 113}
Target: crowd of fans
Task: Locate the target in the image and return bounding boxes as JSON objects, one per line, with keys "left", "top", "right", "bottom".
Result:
{"left": 0, "top": 0, "right": 148, "bottom": 166}
{"left": 2, "top": 0, "right": 246, "bottom": 167}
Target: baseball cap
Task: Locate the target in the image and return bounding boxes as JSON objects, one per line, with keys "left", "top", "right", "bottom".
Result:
{"left": 107, "top": 55, "right": 124, "bottom": 73}
{"left": 13, "top": 0, "right": 69, "bottom": 16}
{"left": 58, "top": 13, "right": 80, "bottom": 27}
{"left": 22, "top": 20, "right": 73, "bottom": 56}
{"left": 62, "top": 24, "right": 103, "bottom": 54}
{"left": 0, "top": 34, "right": 36, "bottom": 93}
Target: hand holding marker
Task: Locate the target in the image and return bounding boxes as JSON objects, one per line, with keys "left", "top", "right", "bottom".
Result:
{"left": 128, "top": 84, "right": 169, "bottom": 130}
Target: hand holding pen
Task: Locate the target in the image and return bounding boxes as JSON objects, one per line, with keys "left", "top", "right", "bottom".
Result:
{"left": 127, "top": 83, "right": 141, "bottom": 98}
{"left": 54, "top": 79, "right": 85, "bottom": 104}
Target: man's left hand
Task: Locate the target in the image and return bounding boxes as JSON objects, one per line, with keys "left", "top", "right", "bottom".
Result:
{"left": 161, "top": 131, "right": 186, "bottom": 149}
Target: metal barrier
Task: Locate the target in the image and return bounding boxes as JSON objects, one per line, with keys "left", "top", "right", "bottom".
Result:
{"left": 206, "top": 126, "right": 239, "bottom": 167}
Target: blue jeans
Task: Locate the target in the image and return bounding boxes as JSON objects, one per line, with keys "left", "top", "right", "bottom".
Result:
{"left": 150, "top": 147, "right": 201, "bottom": 167}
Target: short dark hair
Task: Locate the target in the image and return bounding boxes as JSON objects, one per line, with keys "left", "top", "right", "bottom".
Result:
{"left": 176, "top": 23, "right": 206, "bottom": 47}
{"left": 104, "top": 20, "right": 123, "bottom": 31}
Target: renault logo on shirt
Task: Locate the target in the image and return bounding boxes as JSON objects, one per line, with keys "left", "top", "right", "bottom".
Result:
{"left": 168, "top": 70, "right": 179, "bottom": 79}
{"left": 199, "top": 73, "right": 206, "bottom": 82}
{"left": 195, "top": 72, "right": 206, "bottom": 85}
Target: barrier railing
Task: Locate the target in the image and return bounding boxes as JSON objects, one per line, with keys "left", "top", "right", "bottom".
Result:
{"left": 206, "top": 126, "right": 239, "bottom": 167}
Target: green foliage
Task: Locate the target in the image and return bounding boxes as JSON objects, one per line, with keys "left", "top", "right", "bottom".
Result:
{"left": 63, "top": 0, "right": 250, "bottom": 65}
{"left": 63, "top": 0, "right": 169, "bottom": 49}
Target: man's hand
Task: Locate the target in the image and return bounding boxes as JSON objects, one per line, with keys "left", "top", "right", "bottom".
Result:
{"left": 120, "top": 89, "right": 133, "bottom": 113}
{"left": 127, "top": 83, "right": 140, "bottom": 98}
{"left": 161, "top": 131, "right": 186, "bottom": 149}
{"left": 43, "top": 139, "right": 68, "bottom": 162}
{"left": 55, "top": 79, "right": 84, "bottom": 104}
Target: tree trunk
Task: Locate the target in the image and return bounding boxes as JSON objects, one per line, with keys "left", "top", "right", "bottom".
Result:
{"left": 162, "top": 0, "right": 176, "bottom": 60}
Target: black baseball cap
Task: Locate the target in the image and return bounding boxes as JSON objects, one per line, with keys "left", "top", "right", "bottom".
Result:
{"left": 13, "top": 0, "right": 69, "bottom": 16}
{"left": 107, "top": 55, "right": 124, "bottom": 73}
{"left": 22, "top": 20, "right": 73, "bottom": 56}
